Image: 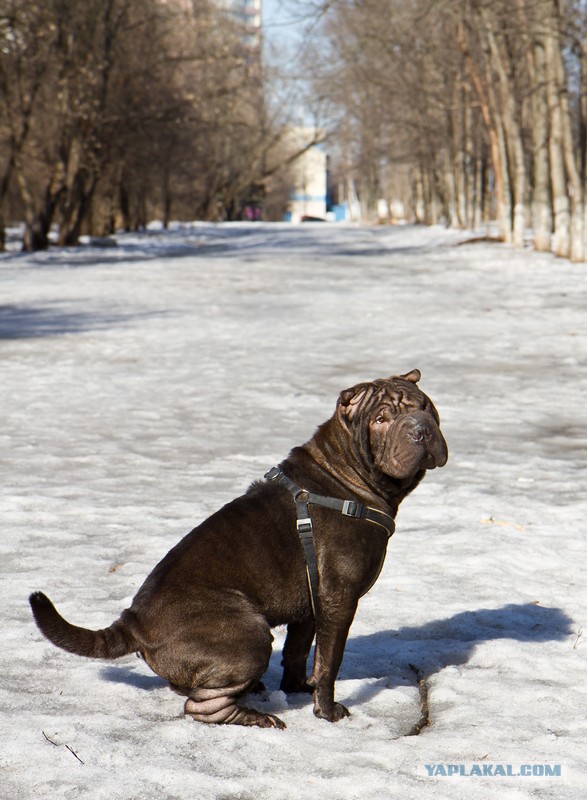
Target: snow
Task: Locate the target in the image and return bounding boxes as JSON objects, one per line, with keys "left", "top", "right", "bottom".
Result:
{"left": 1, "top": 221, "right": 586, "bottom": 799}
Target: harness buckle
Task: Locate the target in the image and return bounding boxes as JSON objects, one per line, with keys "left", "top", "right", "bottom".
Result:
{"left": 342, "top": 499, "right": 360, "bottom": 517}
{"left": 264, "top": 467, "right": 281, "bottom": 481}
{"left": 297, "top": 518, "right": 313, "bottom": 535}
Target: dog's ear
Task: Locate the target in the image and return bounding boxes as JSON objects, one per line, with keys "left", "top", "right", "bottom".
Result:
{"left": 337, "top": 384, "right": 370, "bottom": 425}
{"left": 398, "top": 369, "right": 421, "bottom": 384}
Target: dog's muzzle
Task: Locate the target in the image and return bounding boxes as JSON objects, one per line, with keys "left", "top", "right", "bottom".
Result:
{"left": 403, "top": 411, "right": 448, "bottom": 469}
{"left": 373, "top": 410, "right": 448, "bottom": 479}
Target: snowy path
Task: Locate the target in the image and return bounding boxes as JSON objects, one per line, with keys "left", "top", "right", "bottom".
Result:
{"left": 1, "top": 222, "right": 586, "bottom": 799}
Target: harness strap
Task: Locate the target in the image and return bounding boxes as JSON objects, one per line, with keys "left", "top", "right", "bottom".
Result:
{"left": 264, "top": 467, "right": 395, "bottom": 616}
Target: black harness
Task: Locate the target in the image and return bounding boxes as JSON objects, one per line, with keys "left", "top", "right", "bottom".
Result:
{"left": 264, "top": 467, "right": 395, "bottom": 616}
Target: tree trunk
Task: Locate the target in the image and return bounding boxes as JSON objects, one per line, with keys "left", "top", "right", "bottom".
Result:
{"left": 530, "top": 40, "right": 553, "bottom": 252}
{"left": 463, "top": 95, "right": 475, "bottom": 229}
{"left": 59, "top": 180, "right": 97, "bottom": 246}
{"left": 581, "top": 9, "right": 587, "bottom": 260}
{"left": 162, "top": 164, "right": 172, "bottom": 230}
{"left": 16, "top": 162, "right": 64, "bottom": 252}
{"left": 452, "top": 82, "right": 466, "bottom": 227}
{"left": 0, "top": 153, "right": 16, "bottom": 252}
{"left": 456, "top": 19, "right": 507, "bottom": 239}
{"left": 544, "top": 21, "right": 571, "bottom": 258}
{"left": 517, "top": 0, "right": 553, "bottom": 252}
{"left": 443, "top": 146, "right": 460, "bottom": 228}
{"left": 21, "top": 193, "right": 60, "bottom": 252}
{"left": 492, "top": 107, "right": 513, "bottom": 243}
{"left": 483, "top": 17, "right": 526, "bottom": 247}
{"left": 413, "top": 165, "right": 425, "bottom": 223}
{"left": 546, "top": 4, "right": 584, "bottom": 262}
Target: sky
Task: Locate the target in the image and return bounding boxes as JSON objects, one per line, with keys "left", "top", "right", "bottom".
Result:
{"left": 263, "top": 0, "right": 312, "bottom": 59}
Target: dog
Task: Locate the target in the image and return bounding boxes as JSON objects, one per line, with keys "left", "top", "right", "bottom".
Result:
{"left": 30, "top": 370, "right": 447, "bottom": 729}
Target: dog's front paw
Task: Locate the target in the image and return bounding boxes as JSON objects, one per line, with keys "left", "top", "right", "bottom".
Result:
{"left": 313, "top": 701, "right": 350, "bottom": 722}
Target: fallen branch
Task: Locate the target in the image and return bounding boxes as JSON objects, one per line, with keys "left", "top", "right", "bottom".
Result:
{"left": 406, "top": 664, "right": 430, "bottom": 736}
{"left": 41, "top": 731, "right": 84, "bottom": 764}
{"left": 457, "top": 236, "right": 504, "bottom": 246}
{"left": 66, "top": 744, "right": 84, "bottom": 765}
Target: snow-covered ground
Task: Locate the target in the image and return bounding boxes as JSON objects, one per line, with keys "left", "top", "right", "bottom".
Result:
{"left": 2, "top": 222, "right": 586, "bottom": 799}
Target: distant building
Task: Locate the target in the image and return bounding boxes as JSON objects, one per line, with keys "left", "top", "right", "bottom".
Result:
{"left": 162, "top": 0, "right": 262, "bottom": 51}
{"left": 215, "top": 0, "right": 262, "bottom": 50}
{"left": 285, "top": 127, "right": 328, "bottom": 223}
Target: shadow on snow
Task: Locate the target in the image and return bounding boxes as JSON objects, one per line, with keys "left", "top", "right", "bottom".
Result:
{"left": 0, "top": 222, "right": 446, "bottom": 270}
{"left": 337, "top": 602, "right": 572, "bottom": 708}
{"left": 100, "top": 602, "right": 572, "bottom": 710}
{"left": 0, "top": 304, "right": 174, "bottom": 339}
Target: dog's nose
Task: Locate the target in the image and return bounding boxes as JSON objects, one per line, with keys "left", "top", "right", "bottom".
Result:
{"left": 407, "top": 413, "right": 435, "bottom": 443}
{"left": 409, "top": 421, "right": 431, "bottom": 443}
{"left": 407, "top": 412, "right": 448, "bottom": 468}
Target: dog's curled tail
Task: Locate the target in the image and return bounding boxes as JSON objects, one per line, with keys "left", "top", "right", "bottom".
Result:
{"left": 29, "top": 592, "right": 137, "bottom": 659}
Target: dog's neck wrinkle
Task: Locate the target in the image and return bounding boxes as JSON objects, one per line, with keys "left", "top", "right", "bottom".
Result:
{"left": 287, "top": 419, "right": 405, "bottom": 515}
{"left": 307, "top": 442, "right": 374, "bottom": 497}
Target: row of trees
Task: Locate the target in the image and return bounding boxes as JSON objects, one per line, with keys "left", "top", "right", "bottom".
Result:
{"left": 8, "top": 0, "right": 585, "bottom": 261}
{"left": 0, "top": 0, "right": 316, "bottom": 251}
{"left": 316, "top": 0, "right": 587, "bottom": 261}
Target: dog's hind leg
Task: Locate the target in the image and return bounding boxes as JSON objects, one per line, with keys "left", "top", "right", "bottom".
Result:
{"left": 164, "top": 609, "right": 285, "bottom": 728}
{"left": 184, "top": 684, "right": 286, "bottom": 729}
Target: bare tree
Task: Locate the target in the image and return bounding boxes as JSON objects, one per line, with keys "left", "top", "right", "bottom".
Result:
{"left": 306, "top": 0, "right": 587, "bottom": 260}
{"left": 0, "top": 0, "right": 319, "bottom": 247}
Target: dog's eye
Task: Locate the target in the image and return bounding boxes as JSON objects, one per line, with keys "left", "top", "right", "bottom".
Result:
{"left": 375, "top": 415, "right": 385, "bottom": 424}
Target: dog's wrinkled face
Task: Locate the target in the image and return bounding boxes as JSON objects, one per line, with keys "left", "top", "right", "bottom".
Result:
{"left": 337, "top": 369, "right": 448, "bottom": 480}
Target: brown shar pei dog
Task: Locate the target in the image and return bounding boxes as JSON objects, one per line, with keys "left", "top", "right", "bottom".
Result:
{"left": 30, "top": 370, "right": 448, "bottom": 730}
